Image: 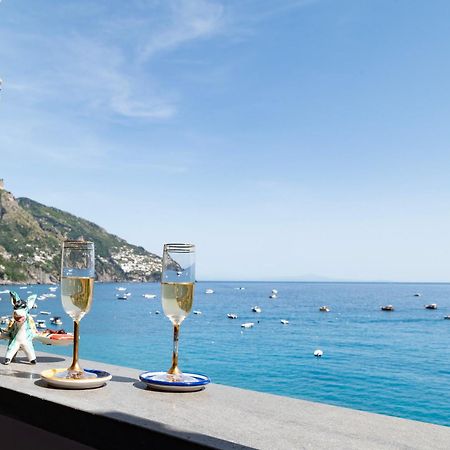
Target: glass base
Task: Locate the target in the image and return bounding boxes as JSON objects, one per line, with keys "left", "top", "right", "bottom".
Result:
{"left": 54, "top": 369, "right": 97, "bottom": 380}
{"left": 152, "top": 372, "right": 198, "bottom": 383}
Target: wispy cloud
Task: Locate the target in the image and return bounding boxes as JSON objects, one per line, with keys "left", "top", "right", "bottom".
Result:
{"left": 138, "top": 0, "right": 225, "bottom": 61}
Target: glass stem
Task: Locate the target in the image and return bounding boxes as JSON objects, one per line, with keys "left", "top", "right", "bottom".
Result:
{"left": 168, "top": 323, "right": 181, "bottom": 375}
{"left": 68, "top": 320, "right": 82, "bottom": 373}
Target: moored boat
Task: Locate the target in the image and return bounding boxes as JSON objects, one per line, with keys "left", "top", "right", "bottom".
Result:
{"left": 227, "top": 313, "right": 238, "bottom": 319}
{"left": 319, "top": 306, "right": 330, "bottom": 312}
{"left": 381, "top": 305, "right": 395, "bottom": 311}
{"left": 241, "top": 322, "right": 254, "bottom": 329}
{"left": 252, "top": 306, "right": 262, "bottom": 313}
{"left": 425, "top": 303, "right": 437, "bottom": 310}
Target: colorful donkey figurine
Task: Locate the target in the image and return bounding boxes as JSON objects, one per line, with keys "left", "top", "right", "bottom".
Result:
{"left": 3, "top": 291, "right": 38, "bottom": 365}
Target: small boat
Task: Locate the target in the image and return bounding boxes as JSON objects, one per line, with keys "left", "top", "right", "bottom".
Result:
{"left": 413, "top": 293, "right": 422, "bottom": 297}
{"left": 319, "top": 306, "right": 330, "bottom": 312}
{"left": 241, "top": 322, "right": 254, "bottom": 329}
{"left": 425, "top": 304, "right": 437, "bottom": 310}
{"left": 227, "top": 313, "right": 238, "bottom": 319}
{"left": 154, "top": 311, "right": 161, "bottom": 315}
{"left": 27, "top": 291, "right": 33, "bottom": 294}
{"left": 49, "top": 287, "right": 58, "bottom": 292}
{"left": 0, "top": 316, "right": 10, "bottom": 325}
{"left": 37, "top": 295, "right": 46, "bottom": 301}
{"left": 36, "top": 320, "right": 47, "bottom": 329}
{"left": 381, "top": 305, "right": 395, "bottom": 311}
{"left": 50, "top": 317, "right": 63, "bottom": 325}
{"left": 269, "top": 294, "right": 277, "bottom": 299}
{"left": 143, "top": 294, "right": 157, "bottom": 299}
{"left": 271, "top": 289, "right": 278, "bottom": 294}
{"left": 193, "top": 310, "right": 202, "bottom": 315}
{"left": 252, "top": 306, "right": 262, "bottom": 313}
{"left": 46, "top": 293, "right": 57, "bottom": 298}
{"left": 40, "top": 311, "right": 51, "bottom": 315}
{"left": 117, "top": 294, "right": 128, "bottom": 300}
{"left": 444, "top": 315, "right": 450, "bottom": 320}
{"left": 280, "top": 319, "right": 289, "bottom": 325}
{"left": 36, "top": 331, "right": 73, "bottom": 346}
{"left": 19, "top": 286, "right": 27, "bottom": 290}
{"left": 205, "top": 289, "right": 214, "bottom": 294}
{"left": 235, "top": 287, "right": 246, "bottom": 290}
{"left": 314, "top": 349, "right": 323, "bottom": 357}
{"left": 116, "top": 287, "right": 127, "bottom": 291}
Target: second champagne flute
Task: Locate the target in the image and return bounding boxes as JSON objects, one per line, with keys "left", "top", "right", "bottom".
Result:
{"left": 161, "top": 243, "right": 196, "bottom": 382}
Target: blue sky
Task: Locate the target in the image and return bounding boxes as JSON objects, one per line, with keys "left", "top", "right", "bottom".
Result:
{"left": 1, "top": 0, "right": 450, "bottom": 281}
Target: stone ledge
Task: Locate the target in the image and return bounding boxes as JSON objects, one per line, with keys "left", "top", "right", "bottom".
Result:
{"left": 0, "top": 347, "right": 448, "bottom": 450}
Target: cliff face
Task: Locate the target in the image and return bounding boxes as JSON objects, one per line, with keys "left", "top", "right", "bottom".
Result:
{"left": 0, "top": 188, "right": 161, "bottom": 284}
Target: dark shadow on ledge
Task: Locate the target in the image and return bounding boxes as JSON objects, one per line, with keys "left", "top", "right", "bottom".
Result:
{"left": 0, "top": 369, "right": 40, "bottom": 380}
{"left": 132, "top": 380, "right": 206, "bottom": 394}
{"left": 111, "top": 375, "right": 137, "bottom": 383}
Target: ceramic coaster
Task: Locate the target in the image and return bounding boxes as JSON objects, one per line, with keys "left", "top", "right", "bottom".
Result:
{"left": 139, "top": 371, "right": 210, "bottom": 392}
{"left": 41, "top": 368, "right": 112, "bottom": 389}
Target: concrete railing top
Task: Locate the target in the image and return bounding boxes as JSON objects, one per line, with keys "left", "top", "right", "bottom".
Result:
{"left": 0, "top": 347, "right": 448, "bottom": 450}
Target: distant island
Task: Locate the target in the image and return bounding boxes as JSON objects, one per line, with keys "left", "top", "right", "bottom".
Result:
{"left": 0, "top": 179, "right": 162, "bottom": 284}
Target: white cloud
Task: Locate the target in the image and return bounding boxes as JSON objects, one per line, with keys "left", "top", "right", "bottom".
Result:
{"left": 139, "top": 0, "right": 225, "bottom": 61}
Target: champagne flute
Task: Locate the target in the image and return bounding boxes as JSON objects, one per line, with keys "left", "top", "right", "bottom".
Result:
{"left": 160, "top": 243, "right": 196, "bottom": 382}
{"left": 59, "top": 239, "right": 95, "bottom": 379}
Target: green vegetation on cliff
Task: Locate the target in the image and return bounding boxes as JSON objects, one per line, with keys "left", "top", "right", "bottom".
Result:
{"left": 0, "top": 188, "right": 161, "bottom": 283}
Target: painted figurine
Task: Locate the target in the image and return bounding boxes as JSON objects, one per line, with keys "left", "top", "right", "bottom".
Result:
{"left": 3, "top": 291, "right": 38, "bottom": 365}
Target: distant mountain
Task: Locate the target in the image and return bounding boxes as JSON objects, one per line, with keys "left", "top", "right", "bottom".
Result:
{"left": 0, "top": 185, "right": 161, "bottom": 284}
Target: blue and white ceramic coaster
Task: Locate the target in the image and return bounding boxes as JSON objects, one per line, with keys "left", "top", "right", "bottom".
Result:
{"left": 139, "top": 371, "right": 210, "bottom": 392}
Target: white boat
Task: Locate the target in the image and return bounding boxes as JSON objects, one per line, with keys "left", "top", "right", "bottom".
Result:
{"left": 50, "top": 317, "right": 63, "bottom": 325}
{"left": 444, "top": 315, "right": 450, "bottom": 320}
{"left": 0, "top": 316, "right": 10, "bottom": 325}
{"left": 193, "top": 310, "right": 202, "bottom": 315}
{"left": 143, "top": 294, "right": 157, "bottom": 299}
{"left": 314, "top": 349, "right": 323, "bottom": 357}
{"left": 381, "top": 305, "right": 395, "bottom": 311}
{"left": 280, "top": 319, "right": 289, "bottom": 325}
{"left": 227, "top": 313, "right": 238, "bottom": 319}
{"left": 46, "top": 293, "right": 57, "bottom": 298}
{"left": 19, "top": 286, "right": 27, "bottom": 290}
{"left": 37, "top": 295, "right": 46, "bottom": 301}
{"left": 40, "top": 311, "right": 51, "bottom": 315}
{"left": 49, "top": 287, "right": 58, "bottom": 292}
{"left": 117, "top": 294, "right": 128, "bottom": 300}
{"left": 27, "top": 291, "right": 33, "bottom": 294}
{"left": 269, "top": 294, "right": 277, "bottom": 299}
{"left": 117, "top": 287, "right": 127, "bottom": 291}
{"left": 319, "top": 306, "right": 330, "bottom": 312}
{"left": 0, "top": 290, "right": 10, "bottom": 294}
{"left": 205, "top": 289, "right": 214, "bottom": 294}
{"left": 252, "top": 306, "right": 262, "bottom": 313}
{"left": 241, "top": 322, "right": 254, "bottom": 329}
{"left": 36, "top": 320, "right": 47, "bottom": 329}
{"left": 126, "top": 292, "right": 131, "bottom": 297}
{"left": 272, "top": 289, "right": 278, "bottom": 294}
{"left": 413, "top": 293, "right": 422, "bottom": 297}
{"left": 425, "top": 303, "right": 437, "bottom": 310}
{"left": 155, "top": 311, "right": 161, "bottom": 315}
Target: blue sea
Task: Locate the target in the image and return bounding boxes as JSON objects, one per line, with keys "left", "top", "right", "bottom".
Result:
{"left": 1, "top": 282, "right": 449, "bottom": 427}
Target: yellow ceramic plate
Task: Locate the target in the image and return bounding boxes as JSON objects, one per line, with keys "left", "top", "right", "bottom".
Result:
{"left": 41, "top": 368, "right": 112, "bottom": 389}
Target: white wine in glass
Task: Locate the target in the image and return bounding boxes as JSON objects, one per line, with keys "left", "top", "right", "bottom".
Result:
{"left": 58, "top": 240, "right": 95, "bottom": 380}
{"left": 159, "top": 243, "right": 196, "bottom": 382}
